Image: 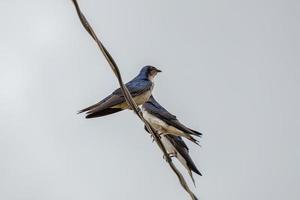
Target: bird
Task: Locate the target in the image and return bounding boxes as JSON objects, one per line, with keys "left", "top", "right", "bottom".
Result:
{"left": 162, "top": 135, "right": 201, "bottom": 185}
{"left": 142, "top": 96, "right": 202, "bottom": 184}
{"left": 142, "top": 96, "right": 202, "bottom": 144}
{"left": 78, "top": 66, "right": 161, "bottom": 118}
{"left": 144, "top": 124, "right": 202, "bottom": 185}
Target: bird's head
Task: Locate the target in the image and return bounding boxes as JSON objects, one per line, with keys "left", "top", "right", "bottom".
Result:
{"left": 138, "top": 65, "right": 162, "bottom": 81}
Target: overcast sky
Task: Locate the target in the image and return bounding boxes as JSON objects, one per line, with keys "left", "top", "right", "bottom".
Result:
{"left": 0, "top": 0, "right": 299, "bottom": 200}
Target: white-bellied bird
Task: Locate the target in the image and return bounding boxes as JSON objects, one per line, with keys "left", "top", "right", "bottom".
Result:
{"left": 142, "top": 96, "right": 202, "bottom": 144}
{"left": 142, "top": 96, "right": 202, "bottom": 184}
{"left": 78, "top": 66, "right": 161, "bottom": 118}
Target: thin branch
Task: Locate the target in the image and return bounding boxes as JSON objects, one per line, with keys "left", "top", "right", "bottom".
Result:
{"left": 70, "top": 1, "right": 198, "bottom": 199}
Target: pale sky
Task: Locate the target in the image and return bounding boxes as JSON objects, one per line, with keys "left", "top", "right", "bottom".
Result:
{"left": 0, "top": 0, "right": 299, "bottom": 200}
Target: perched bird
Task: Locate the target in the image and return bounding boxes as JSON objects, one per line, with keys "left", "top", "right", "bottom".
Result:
{"left": 142, "top": 96, "right": 202, "bottom": 144}
{"left": 162, "top": 135, "right": 201, "bottom": 185}
{"left": 146, "top": 129, "right": 201, "bottom": 185}
{"left": 145, "top": 126, "right": 202, "bottom": 184}
{"left": 142, "top": 96, "right": 202, "bottom": 184}
{"left": 79, "top": 66, "right": 161, "bottom": 118}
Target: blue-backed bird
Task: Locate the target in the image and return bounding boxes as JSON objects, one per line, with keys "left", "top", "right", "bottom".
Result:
{"left": 142, "top": 96, "right": 202, "bottom": 143}
{"left": 162, "top": 135, "right": 201, "bottom": 185}
{"left": 79, "top": 66, "right": 161, "bottom": 118}
{"left": 142, "top": 96, "right": 202, "bottom": 184}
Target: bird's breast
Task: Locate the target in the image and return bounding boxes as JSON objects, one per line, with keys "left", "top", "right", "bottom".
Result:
{"left": 133, "top": 91, "right": 152, "bottom": 106}
{"left": 142, "top": 110, "right": 168, "bottom": 130}
{"left": 113, "top": 91, "right": 152, "bottom": 109}
{"left": 142, "top": 109, "right": 185, "bottom": 136}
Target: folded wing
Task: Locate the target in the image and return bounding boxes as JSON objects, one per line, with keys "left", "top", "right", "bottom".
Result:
{"left": 79, "top": 80, "right": 152, "bottom": 118}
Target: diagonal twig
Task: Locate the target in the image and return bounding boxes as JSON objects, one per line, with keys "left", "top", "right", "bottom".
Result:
{"left": 70, "top": 1, "right": 198, "bottom": 199}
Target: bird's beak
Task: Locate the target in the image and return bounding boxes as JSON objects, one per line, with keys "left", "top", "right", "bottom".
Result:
{"left": 156, "top": 69, "right": 162, "bottom": 73}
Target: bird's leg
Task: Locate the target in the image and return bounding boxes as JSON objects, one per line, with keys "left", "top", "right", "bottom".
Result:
{"left": 163, "top": 151, "right": 177, "bottom": 160}
{"left": 151, "top": 128, "right": 163, "bottom": 140}
{"left": 150, "top": 129, "right": 162, "bottom": 142}
{"left": 151, "top": 135, "right": 155, "bottom": 143}
{"left": 157, "top": 127, "right": 165, "bottom": 137}
{"left": 169, "top": 151, "right": 177, "bottom": 158}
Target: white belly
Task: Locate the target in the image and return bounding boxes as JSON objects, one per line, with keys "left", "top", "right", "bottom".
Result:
{"left": 161, "top": 136, "right": 176, "bottom": 154}
{"left": 142, "top": 110, "right": 168, "bottom": 132}
{"left": 143, "top": 110, "right": 191, "bottom": 171}
{"left": 142, "top": 110, "right": 185, "bottom": 137}
{"left": 134, "top": 91, "right": 152, "bottom": 106}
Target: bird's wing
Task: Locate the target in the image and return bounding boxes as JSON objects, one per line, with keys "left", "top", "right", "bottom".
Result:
{"left": 79, "top": 80, "right": 152, "bottom": 114}
{"left": 143, "top": 100, "right": 177, "bottom": 121}
{"left": 113, "top": 79, "right": 152, "bottom": 97}
{"left": 167, "top": 118, "right": 202, "bottom": 137}
{"left": 170, "top": 135, "right": 189, "bottom": 151}
{"left": 78, "top": 95, "right": 113, "bottom": 114}
{"left": 166, "top": 135, "right": 202, "bottom": 176}
{"left": 144, "top": 101, "right": 202, "bottom": 137}
{"left": 98, "top": 80, "right": 152, "bottom": 109}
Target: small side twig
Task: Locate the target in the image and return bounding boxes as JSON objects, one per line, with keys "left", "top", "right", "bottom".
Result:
{"left": 70, "top": 1, "right": 198, "bottom": 199}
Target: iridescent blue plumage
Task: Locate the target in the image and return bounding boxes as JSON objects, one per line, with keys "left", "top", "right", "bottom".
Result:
{"left": 79, "top": 66, "right": 161, "bottom": 118}
{"left": 142, "top": 95, "right": 202, "bottom": 183}
{"left": 143, "top": 96, "right": 202, "bottom": 137}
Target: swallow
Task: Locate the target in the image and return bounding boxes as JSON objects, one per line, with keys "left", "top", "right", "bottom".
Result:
{"left": 162, "top": 134, "right": 201, "bottom": 185}
{"left": 142, "top": 96, "right": 202, "bottom": 144}
{"left": 79, "top": 66, "right": 161, "bottom": 118}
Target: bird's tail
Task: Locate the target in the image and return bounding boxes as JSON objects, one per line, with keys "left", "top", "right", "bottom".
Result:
{"left": 78, "top": 96, "right": 124, "bottom": 118}
{"left": 189, "top": 129, "right": 202, "bottom": 137}
{"left": 175, "top": 144, "right": 202, "bottom": 186}
{"left": 85, "top": 108, "right": 123, "bottom": 118}
{"left": 78, "top": 102, "right": 102, "bottom": 114}
{"left": 165, "top": 135, "right": 202, "bottom": 185}
{"left": 188, "top": 169, "right": 196, "bottom": 187}
{"left": 187, "top": 135, "right": 200, "bottom": 146}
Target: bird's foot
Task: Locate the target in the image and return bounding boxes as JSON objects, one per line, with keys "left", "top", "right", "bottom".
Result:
{"left": 169, "top": 152, "right": 177, "bottom": 158}
{"left": 163, "top": 152, "right": 177, "bottom": 160}
{"left": 157, "top": 131, "right": 165, "bottom": 139}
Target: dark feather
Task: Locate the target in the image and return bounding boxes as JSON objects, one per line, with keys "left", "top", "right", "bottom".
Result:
{"left": 166, "top": 135, "right": 202, "bottom": 176}
{"left": 145, "top": 124, "right": 200, "bottom": 174}
{"left": 79, "top": 79, "right": 152, "bottom": 118}
{"left": 85, "top": 108, "right": 123, "bottom": 118}
{"left": 143, "top": 96, "right": 202, "bottom": 137}
{"left": 78, "top": 95, "right": 112, "bottom": 114}
{"left": 188, "top": 128, "right": 202, "bottom": 136}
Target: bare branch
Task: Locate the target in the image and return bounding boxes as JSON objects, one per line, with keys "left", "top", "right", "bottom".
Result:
{"left": 70, "top": 1, "right": 198, "bottom": 199}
